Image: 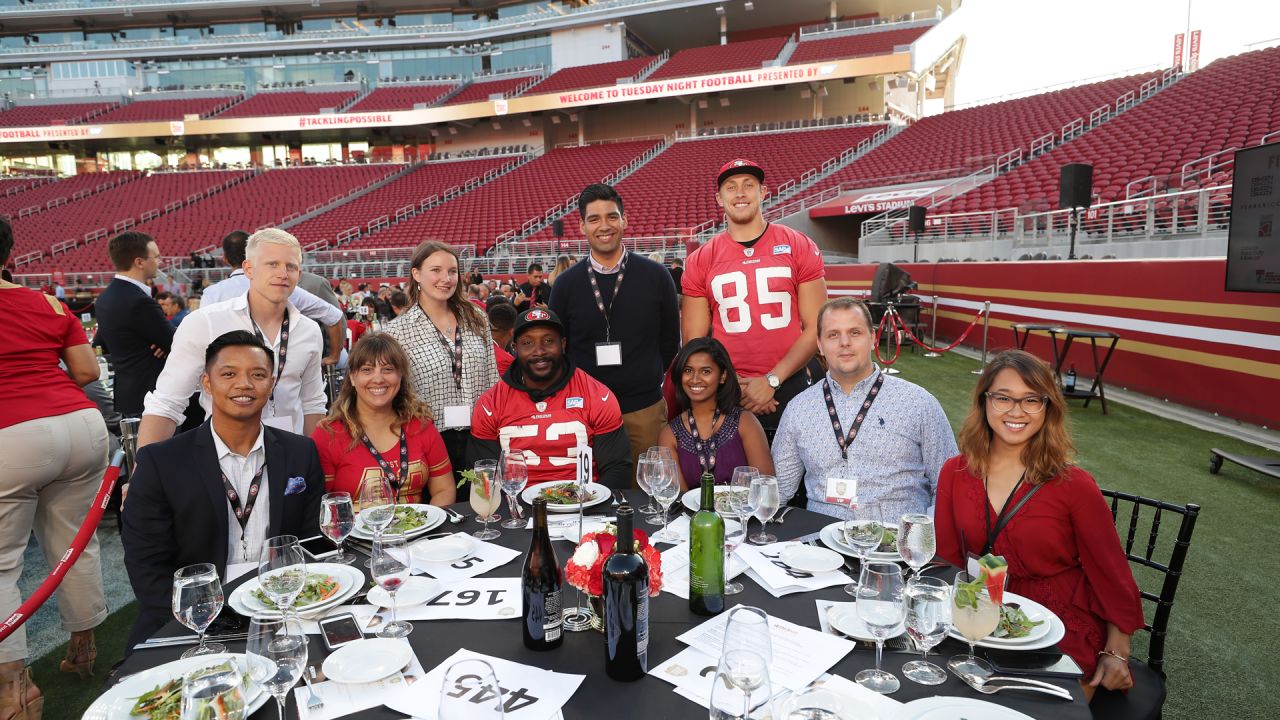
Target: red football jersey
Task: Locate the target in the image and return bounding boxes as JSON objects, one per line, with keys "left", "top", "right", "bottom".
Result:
{"left": 681, "top": 223, "right": 825, "bottom": 376}
{"left": 471, "top": 367, "right": 624, "bottom": 486}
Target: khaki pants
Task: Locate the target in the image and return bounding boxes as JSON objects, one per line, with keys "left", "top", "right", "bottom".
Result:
{"left": 0, "top": 408, "right": 110, "bottom": 663}
{"left": 621, "top": 399, "right": 667, "bottom": 490}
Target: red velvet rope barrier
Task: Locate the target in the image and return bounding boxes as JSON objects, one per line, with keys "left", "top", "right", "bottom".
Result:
{"left": 0, "top": 451, "right": 122, "bottom": 643}
{"left": 896, "top": 306, "right": 987, "bottom": 354}
{"left": 873, "top": 308, "right": 904, "bottom": 366}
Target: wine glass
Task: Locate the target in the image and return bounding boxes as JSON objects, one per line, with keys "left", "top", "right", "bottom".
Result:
{"left": 709, "top": 650, "right": 771, "bottom": 720}
{"left": 773, "top": 686, "right": 849, "bottom": 720}
{"left": 439, "top": 658, "right": 505, "bottom": 720}
{"left": 180, "top": 663, "right": 247, "bottom": 720}
{"left": 357, "top": 475, "right": 396, "bottom": 568}
{"left": 746, "top": 476, "right": 779, "bottom": 545}
{"left": 246, "top": 616, "right": 307, "bottom": 720}
{"left": 320, "top": 492, "right": 357, "bottom": 565}
{"left": 720, "top": 511, "right": 746, "bottom": 596}
{"left": 637, "top": 451, "right": 664, "bottom": 525}
{"left": 171, "top": 563, "right": 224, "bottom": 658}
{"left": 499, "top": 452, "right": 529, "bottom": 529}
{"left": 897, "top": 513, "right": 936, "bottom": 581}
{"left": 841, "top": 504, "right": 884, "bottom": 596}
{"left": 649, "top": 460, "right": 681, "bottom": 543}
{"left": 470, "top": 460, "right": 503, "bottom": 541}
{"left": 902, "top": 575, "right": 951, "bottom": 685}
{"left": 257, "top": 536, "right": 306, "bottom": 617}
{"left": 854, "top": 562, "right": 906, "bottom": 694}
{"left": 722, "top": 606, "right": 772, "bottom": 663}
{"left": 371, "top": 533, "right": 413, "bottom": 638}
{"left": 948, "top": 570, "right": 1000, "bottom": 677}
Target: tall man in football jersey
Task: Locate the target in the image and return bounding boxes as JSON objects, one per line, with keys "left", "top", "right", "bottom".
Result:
{"left": 469, "top": 308, "right": 632, "bottom": 489}
{"left": 681, "top": 159, "right": 828, "bottom": 438}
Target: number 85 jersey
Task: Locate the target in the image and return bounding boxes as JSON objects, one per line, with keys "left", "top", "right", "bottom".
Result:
{"left": 471, "top": 367, "right": 624, "bottom": 486}
{"left": 681, "top": 224, "right": 825, "bottom": 377}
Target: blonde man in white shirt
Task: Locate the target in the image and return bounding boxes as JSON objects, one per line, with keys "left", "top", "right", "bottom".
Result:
{"left": 137, "top": 228, "right": 326, "bottom": 450}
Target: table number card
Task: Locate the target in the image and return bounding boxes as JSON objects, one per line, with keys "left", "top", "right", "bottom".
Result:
{"left": 366, "top": 578, "right": 522, "bottom": 623}
{"left": 401, "top": 534, "right": 521, "bottom": 581}
{"left": 385, "top": 648, "right": 585, "bottom": 720}
{"left": 575, "top": 444, "right": 593, "bottom": 488}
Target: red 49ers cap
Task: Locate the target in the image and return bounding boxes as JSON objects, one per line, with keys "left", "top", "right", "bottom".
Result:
{"left": 514, "top": 307, "right": 565, "bottom": 339}
{"left": 717, "top": 158, "right": 765, "bottom": 188}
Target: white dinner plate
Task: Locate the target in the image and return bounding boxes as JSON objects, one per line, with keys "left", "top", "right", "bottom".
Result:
{"left": 322, "top": 638, "right": 414, "bottom": 684}
{"left": 351, "top": 503, "right": 446, "bottom": 540}
{"left": 85, "top": 653, "right": 270, "bottom": 720}
{"left": 780, "top": 543, "right": 844, "bottom": 573}
{"left": 521, "top": 481, "right": 611, "bottom": 512}
{"left": 818, "top": 521, "right": 904, "bottom": 563}
{"left": 409, "top": 533, "right": 474, "bottom": 564}
{"left": 367, "top": 576, "right": 438, "bottom": 607}
{"left": 948, "top": 591, "right": 1066, "bottom": 650}
{"left": 680, "top": 485, "right": 747, "bottom": 514}
{"left": 228, "top": 563, "right": 363, "bottom": 619}
{"left": 827, "top": 603, "right": 905, "bottom": 641}
{"left": 893, "top": 696, "right": 1036, "bottom": 720}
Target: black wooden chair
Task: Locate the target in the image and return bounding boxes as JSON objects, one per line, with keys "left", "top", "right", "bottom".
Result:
{"left": 1091, "top": 489, "right": 1200, "bottom": 720}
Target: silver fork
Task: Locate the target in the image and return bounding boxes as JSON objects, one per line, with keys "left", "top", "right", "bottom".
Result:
{"left": 771, "top": 506, "right": 797, "bottom": 524}
{"left": 302, "top": 664, "right": 324, "bottom": 713}
{"left": 963, "top": 675, "right": 1072, "bottom": 700}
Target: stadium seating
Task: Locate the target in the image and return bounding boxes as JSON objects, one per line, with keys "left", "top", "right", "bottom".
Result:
{"left": 348, "top": 141, "right": 658, "bottom": 252}
{"left": 525, "top": 57, "right": 656, "bottom": 95}
{"left": 0, "top": 177, "right": 54, "bottom": 197}
{"left": 290, "top": 157, "right": 515, "bottom": 247}
{"left": 95, "top": 96, "right": 239, "bottom": 123}
{"left": 130, "top": 165, "right": 400, "bottom": 256}
{"left": 0, "top": 102, "right": 118, "bottom": 127}
{"left": 443, "top": 77, "right": 535, "bottom": 106}
{"left": 787, "top": 26, "right": 931, "bottom": 65}
{"left": 345, "top": 84, "right": 457, "bottom": 113}
{"left": 647, "top": 37, "right": 788, "bottom": 81}
{"left": 937, "top": 46, "right": 1280, "bottom": 213}
{"left": 0, "top": 170, "right": 140, "bottom": 218}
{"left": 217, "top": 90, "right": 358, "bottom": 119}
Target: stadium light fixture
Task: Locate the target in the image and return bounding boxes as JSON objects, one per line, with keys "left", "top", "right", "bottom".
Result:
{"left": 715, "top": 6, "right": 725, "bottom": 16}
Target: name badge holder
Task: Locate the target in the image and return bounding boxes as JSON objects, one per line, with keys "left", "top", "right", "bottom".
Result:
{"left": 562, "top": 445, "right": 597, "bottom": 632}
{"left": 595, "top": 342, "right": 622, "bottom": 367}
{"left": 824, "top": 475, "right": 858, "bottom": 507}
{"left": 442, "top": 405, "right": 471, "bottom": 429}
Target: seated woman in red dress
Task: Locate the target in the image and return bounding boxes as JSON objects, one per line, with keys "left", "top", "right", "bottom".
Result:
{"left": 934, "top": 349, "right": 1143, "bottom": 701}
{"left": 312, "top": 333, "right": 456, "bottom": 506}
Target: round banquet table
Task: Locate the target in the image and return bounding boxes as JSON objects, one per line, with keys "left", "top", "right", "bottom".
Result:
{"left": 106, "top": 491, "right": 1092, "bottom": 719}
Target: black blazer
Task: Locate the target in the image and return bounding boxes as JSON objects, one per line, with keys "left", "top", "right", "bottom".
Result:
{"left": 121, "top": 422, "right": 325, "bottom": 648}
{"left": 94, "top": 277, "right": 174, "bottom": 416}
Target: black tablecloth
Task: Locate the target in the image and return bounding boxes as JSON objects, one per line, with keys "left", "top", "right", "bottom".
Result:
{"left": 109, "top": 492, "right": 1090, "bottom": 719}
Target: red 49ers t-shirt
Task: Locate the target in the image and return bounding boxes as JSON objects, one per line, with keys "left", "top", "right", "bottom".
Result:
{"left": 681, "top": 223, "right": 825, "bottom": 377}
{"left": 471, "top": 367, "right": 623, "bottom": 486}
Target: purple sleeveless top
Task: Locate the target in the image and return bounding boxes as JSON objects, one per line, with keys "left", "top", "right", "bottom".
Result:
{"left": 670, "top": 406, "right": 748, "bottom": 488}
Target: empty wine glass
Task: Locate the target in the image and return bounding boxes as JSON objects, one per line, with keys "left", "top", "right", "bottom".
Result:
{"left": 649, "top": 460, "right": 681, "bottom": 543}
{"left": 902, "top": 575, "right": 951, "bottom": 685}
{"left": 320, "top": 492, "right": 357, "bottom": 565}
{"left": 773, "top": 686, "right": 850, "bottom": 720}
{"left": 499, "top": 452, "right": 529, "bottom": 529}
{"left": 897, "top": 513, "right": 936, "bottom": 581}
{"left": 357, "top": 475, "right": 396, "bottom": 568}
{"left": 722, "top": 605, "right": 772, "bottom": 663}
{"left": 721, "top": 512, "right": 747, "bottom": 595}
{"left": 747, "top": 476, "right": 779, "bottom": 545}
{"left": 371, "top": 533, "right": 413, "bottom": 638}
{"left": 257, "top": 536, "right": 305, "bottom": 617}
{"left": 637, "top": 451, "right": 664, "bottom": 524}
{"left": 948, "top": 570, "right": 1000, "bottom": 677}
{"left": 171, "top": 563, "right": 224, "bottom": 658}
{"left": 710, "top": 650, "right": 772, "bottom": 720}
{"left": 246, "top": 615, "right": 307, "bottom": 720}
{"left": 470, "top": 460, "right": 503, "bottom": 541}
{"left": 841, "top": 504, "right": 884, "bottom": 596}
{"left": 854, "top": 562, "right": 906, "bottom": 694}
{"left": 439, "top": 658, "right": 505, "bottom": 720}
{"left": 180, "top": 663, "right": 246, "bottom": 720}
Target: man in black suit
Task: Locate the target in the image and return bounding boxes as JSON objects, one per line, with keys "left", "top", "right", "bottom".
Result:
{"left": 121, "top": 330, "right": 324, "bottom": 648}
{"left": 94, "top": 231, "right": 174, "bottom": 416}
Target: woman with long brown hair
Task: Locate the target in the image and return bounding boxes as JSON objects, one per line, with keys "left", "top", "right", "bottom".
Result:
{"left": 934, "top": 349, "right": 1142, "bottom": 701}
{"left": 384, "top": 241, "right": 498, "bottom": 486}
{"left": 311, "top": 333, "right": 455, "bottom": 506}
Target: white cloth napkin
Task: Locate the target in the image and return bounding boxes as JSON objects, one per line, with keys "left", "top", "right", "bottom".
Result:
{"left": 736, "top": 542, "right": 849, "bottom": 597}
{"left": 293, "top": 640, "right": 425, "bottom": 720}
{"left": 390, "top": 533, "right": 521, "bottom": 581}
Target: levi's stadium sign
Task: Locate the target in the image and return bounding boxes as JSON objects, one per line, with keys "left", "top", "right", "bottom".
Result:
{"left": 810, "top": 185, "right": 942, "bottom": 217}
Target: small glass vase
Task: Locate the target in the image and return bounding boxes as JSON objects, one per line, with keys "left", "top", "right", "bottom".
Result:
{"left": 588, "top": 594, "right": 605, "bottom": 634}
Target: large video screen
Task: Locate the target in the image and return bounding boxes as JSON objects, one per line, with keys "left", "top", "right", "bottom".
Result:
{"left": 1225, "top": 142, "right": 1280, "bottom": 292}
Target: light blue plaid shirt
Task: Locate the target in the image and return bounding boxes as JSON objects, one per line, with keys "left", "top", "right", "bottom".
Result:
{"left": 772, "top": 368, "right": 958, "bottom": 523}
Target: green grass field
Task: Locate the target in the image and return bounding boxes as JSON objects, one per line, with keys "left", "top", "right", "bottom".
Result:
{"left": 31, "top": 349, "right": 1280, "bottom": 719}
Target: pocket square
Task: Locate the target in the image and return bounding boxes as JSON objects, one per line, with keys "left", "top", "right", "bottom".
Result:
{"left": 284, "top": 476, "right": 307, "bottom": 496}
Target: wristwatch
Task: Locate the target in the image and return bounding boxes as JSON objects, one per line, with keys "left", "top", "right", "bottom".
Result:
{"left": 766, "top": 373, "right": 781, "bottom": 389}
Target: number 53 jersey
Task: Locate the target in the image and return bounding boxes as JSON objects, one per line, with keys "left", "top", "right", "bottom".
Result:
{"left": 681, "top": 224, "right": 826, "bottom": 377}
{"left": 471, "top": 366, "right": 624, "bottom": 486}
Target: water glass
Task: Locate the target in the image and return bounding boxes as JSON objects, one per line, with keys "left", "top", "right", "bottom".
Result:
{"left": 897, "top": 513, "right": 936, "bottom": 580}
{"left": 746, "top": 476, "right": 779, "bottom": 545}
{"left": 499, "top": 452, "right": 529, "bottom": 529}
{"left": 246, "top": 616, "right": 307, "bottom": 720}
{"left": 854, "top": 562, "right": 906, "bottom": 694}
{"left": 171, "top": 563, "right": 224, "bottom": 658}
{"left": 649, "top": 460, "right": 681, "bottom": 543}
{"left": 320, "top": 492, "right": 357, "bottom": 565}
{"left": 902, "top": 575, "right": 951, "bottom": 685}
{"left": 357, "top": 475, "right": 396, "bottom": 567}
{"left": 180, "top": 663, "right": 246, "bottom": 720}
{"left": 371, "top": 533, "right": 413, "bottom": 638}
{"left": 257, "top": 536, "right": 305, "bottom": 616}
{"left": 470, "top": 460, "right": 503, "bottom": 540}
{"left": 709, "top": 650, "right": 772, "bottom": 720}
{"left": 948, "top": 571, "right": 999, "bottom": 677}
{"left": 637, "top": 451, "right": 664, "bottom": 523}
{"left": 439, "top": 658, "right": 505, "bottom": 720}
{"left": 841, "top": 505, "right": 884, "bottom": 596}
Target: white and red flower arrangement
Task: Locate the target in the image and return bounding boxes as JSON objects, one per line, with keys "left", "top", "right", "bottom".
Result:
{"left": 564, "top": 524, "right": 663, "bottom": 597}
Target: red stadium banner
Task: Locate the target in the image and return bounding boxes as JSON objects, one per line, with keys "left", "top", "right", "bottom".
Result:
{"left": 1189, "top": 30, "right": 1202, "bottom": 72}
{"left": 1173, "top": 33, "right": 1185, "bottom": 71}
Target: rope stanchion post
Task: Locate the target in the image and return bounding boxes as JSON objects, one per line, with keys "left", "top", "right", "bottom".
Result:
{"left": 923, "top": 294, "right": 941, "bottom": 358}
{"left": 873, "top": 303, "right": 904, "bottom": 375}
{"left": 971, "top": 300, "right": 992, "bottom": 375}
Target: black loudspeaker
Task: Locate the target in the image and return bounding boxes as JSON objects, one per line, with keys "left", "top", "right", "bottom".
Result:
{"left": 1059, "top": 163, "right": 1093, "bottom": 209}
{"left": 908, "top": 205, "right": 926, "bottom": 233}
{"left": 552, "top": 218, "right": 564, "bottom": 237}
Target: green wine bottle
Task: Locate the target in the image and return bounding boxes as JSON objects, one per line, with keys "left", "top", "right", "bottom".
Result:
{"left": 689, "top": 473, "right": 725, "bottom": 616}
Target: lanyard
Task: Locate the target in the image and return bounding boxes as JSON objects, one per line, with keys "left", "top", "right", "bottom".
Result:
{"left": 248, "top": 308, "right": 290, "bottom": 407}
{"left": 587, "top": 253, "right": 627, "bottom": 341}
{"left": 222, "top": 463, "right": 266, "bottom": 562}
{"left": 822, "top": 373, "right": 885, "bottom": 461}
{"left": 686, "top": 408, "right": 722, "bottom": 472}
{"left": 982, "top": 470, "right": 1040, "bottom": 555}
{"left": 427, "top": 313, "right": 463, "bottom": 389}
{"left": 359, "top": 426, "right": 409, "bottom": 500}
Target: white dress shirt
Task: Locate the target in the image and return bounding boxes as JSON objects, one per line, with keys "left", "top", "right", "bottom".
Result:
{"left": 210, "top": 420, "right": 271, "bottom": 568}
{"left": 143, "top": 291, "right": 326, "bottom": 433}
{"left": 114, "top": 273, "right": 152, "bottom": 296}
{"left": 201, "top": 270, "right": 343, "bottom": 327}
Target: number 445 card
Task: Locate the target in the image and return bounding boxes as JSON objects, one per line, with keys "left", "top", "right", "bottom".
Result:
{"left": 386, "top": 648, "right": 585, "bottom": 720}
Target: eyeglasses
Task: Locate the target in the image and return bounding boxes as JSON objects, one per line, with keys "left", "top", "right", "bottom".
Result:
{"left": 984, "top": 392, "right": 1048, "bottom": 414}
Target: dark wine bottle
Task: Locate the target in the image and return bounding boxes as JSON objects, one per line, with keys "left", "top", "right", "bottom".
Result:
{"left": 603, "top": 504, "right": 649, "bottom": 680}
{"left": 689, "top": 472, "right": 725, "bottom": 616}
{"left": 521, "top": 498, "right": 563, "bottom": 650}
